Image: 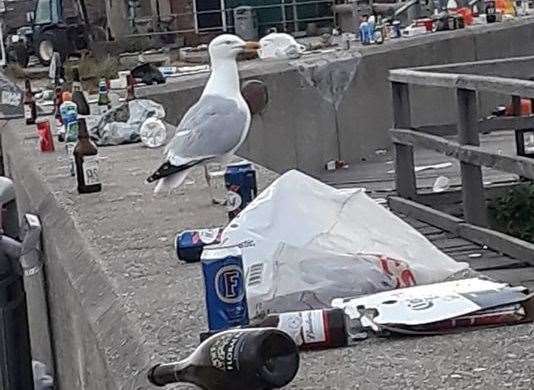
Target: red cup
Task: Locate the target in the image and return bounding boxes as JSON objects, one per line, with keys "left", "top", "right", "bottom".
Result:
{"left": 36, "top": 119, "right": 55, "bottom": 152}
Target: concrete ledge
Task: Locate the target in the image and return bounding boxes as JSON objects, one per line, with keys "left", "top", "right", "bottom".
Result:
{"left": 1, "top": 123, "right": 152, "bottom": 389}
{"left": 140, "top": 16, "right": 534, "bottom": 175}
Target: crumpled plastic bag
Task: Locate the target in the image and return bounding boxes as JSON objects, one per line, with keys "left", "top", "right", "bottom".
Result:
{"left": 221, "top": 170, "right": 469, "bottom": 320}
{"left": 258, "top": 33, "right": 306, "bottom": 60}
{"left": 88, "top": 99, "right": 165, "bottom": 146}
{"left": 256, "top": 243, "right": 398, "bottom": 315}
{"left": 290, "top": 51, "right": 361, "bottom": 109}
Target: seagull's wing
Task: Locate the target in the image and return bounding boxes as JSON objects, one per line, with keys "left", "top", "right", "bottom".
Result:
{"left": 165, "top": 95, "right": 249, "bottom": 166}
{"left": 146, "top": 95, "right": 249, "bottom": 184}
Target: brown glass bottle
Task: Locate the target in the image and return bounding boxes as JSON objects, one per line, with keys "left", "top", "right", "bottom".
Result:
{"left": 71, "top": 67, "right": 90, "bottom": 115}
{"left": 126, "top": 74, "right": 136, "bottom": 101}
{"left": 74, "top": 118, "right": 101, "bottom": 194}
{"left": 148, "top": 328, "right": 299, "bottom": 390}
{"left": 257, "top": 308, "right": 348, "bottom": 350}
{"left": 54, "top": 86, "right": 64, "bottom": 141}
{"left": 23, "top": 79, "right": 37, "bottom": 125}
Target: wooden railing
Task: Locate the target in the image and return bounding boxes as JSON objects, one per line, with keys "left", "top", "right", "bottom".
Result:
{"left": 388, "top": 67, "right": 534, "bottom": 263}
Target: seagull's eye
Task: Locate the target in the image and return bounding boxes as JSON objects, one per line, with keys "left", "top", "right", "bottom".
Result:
{"left": 224, "top": 40, "right": 233, "bottom": 45}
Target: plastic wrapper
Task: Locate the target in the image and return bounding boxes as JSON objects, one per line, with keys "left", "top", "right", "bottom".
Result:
{"left": 88, "top": 99, "right": 166, "bottom": 146}
{"left": 221, "top": 170, "right": 469, "bottom": 320}
{"left": 290, "top": 51, "right": 361, "bottom": 109}
{"left": 258, "top": 244, "right": 398, "bottom": 314}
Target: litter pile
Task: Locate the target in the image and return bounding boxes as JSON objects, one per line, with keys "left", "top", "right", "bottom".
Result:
{"left": 176, "top": 169, "right": 533, "bottom": 352}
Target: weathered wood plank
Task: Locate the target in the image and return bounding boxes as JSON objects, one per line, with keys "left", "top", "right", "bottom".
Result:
{"left": 479, "top": 116, "right": 534, "bottom": 133}
{"left": 415, "top": 183, "right": 520, "bottom": 208}
{"left": 387, "top": 196, "right": 534, "bottom": 265}
{"left": 392, "top": 82, "right": 417, "bottom": 199}
{"left": 389, "top": 69, "right": 534, "bottom": 98}
{"left": 390, "top": 129, "right": 534, "bottom": 180}
{"left": 457, "top": 223, "right": 534, "bottom": 266}
{"left": 464, "top": 256, "right": 527, "bottom": 271}
{"left": 432, "top": 237, "right": 475, "bottom": 249}
{"left": 484, "top": 267, "right": 534, "bottom": 284}
{"left": 388, "top": 196, "right": 463, "bottom": 232}
{"left": 457, "top": 88, "right": 488, "bottom": 227}
{"left": 415, "top": 117, "right": 534, "bottom": 136}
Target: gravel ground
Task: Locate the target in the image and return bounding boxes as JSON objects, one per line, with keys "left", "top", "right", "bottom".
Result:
{"left": 9, "top": 119, "right": 534, "bottom": 389}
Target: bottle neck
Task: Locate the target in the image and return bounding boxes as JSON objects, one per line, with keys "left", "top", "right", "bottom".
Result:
{"left": 149, "top": 359, "right": 193, "bottom": 386}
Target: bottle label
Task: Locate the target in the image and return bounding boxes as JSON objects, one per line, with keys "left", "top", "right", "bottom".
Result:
{"left": 198, "top": 228, "right": 221, "bottom": 245}
{"left": 209, "top": 332, "right": 244, "bottom": 371}
{"left": 226, "top": 191, "right": 242, "bottom": 212}
{"left": 83, "top": 155, "right": 100, "bottom": 186}
{"left": 66, "top": 143, "right": 75, "bottom": 176}
{"left": 24, "top": 104, "right": 32, "bottom": 120}
{"left": 278, "top": 310, "right": 326, "bottom": 346}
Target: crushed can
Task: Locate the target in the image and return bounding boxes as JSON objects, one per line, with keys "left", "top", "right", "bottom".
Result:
{"left": 175, "top": 227, "right": 223, "bottom": 263}
{"left": 36, "top": 120, "right": 55, "bottom": 152}
{"left": 225, "top": 162, "right": 257, "bottom": 220}
{"left": 201, "top": 245, "right": 249, "bottom": 334}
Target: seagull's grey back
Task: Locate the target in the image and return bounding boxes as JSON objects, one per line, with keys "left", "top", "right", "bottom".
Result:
{"left": 166, "top": 94, "right": 250, "bottom": 164}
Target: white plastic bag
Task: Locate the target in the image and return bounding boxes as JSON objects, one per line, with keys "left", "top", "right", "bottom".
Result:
{"left": 256, "top": 243, "right": 398, "bottom": 314}
{"left": 258, "top": 33, "right": 306, "bottom": 60}
{"left": 221, "top": 170, "right": 468, "bottom": 319}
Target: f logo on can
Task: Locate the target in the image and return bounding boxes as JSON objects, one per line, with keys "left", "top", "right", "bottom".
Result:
{"left": 215, "top": 265, "right": 245, "bottom": 304}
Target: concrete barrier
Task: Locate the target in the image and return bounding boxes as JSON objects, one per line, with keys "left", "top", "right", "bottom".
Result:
{"left": 140, "top": 17, "right": 534, "bottom": 175}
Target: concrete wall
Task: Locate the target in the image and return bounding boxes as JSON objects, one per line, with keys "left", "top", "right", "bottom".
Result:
{"left": 1, "top": 129, "right": 151, "bottom": 390}
{"left": 141, "top": 17, "right": 534, "bottom": 175}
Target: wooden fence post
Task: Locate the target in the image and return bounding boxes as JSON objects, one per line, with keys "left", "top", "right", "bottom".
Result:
{"left": 392, "top": 82, "right": 417, "bottom": 199}
{"left": 457, "top": 88, "right": 488, "bottom": 227}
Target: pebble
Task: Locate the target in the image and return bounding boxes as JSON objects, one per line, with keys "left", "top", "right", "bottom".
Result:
{"left": 450, "top": 374, "right": 462, "bottom": 379}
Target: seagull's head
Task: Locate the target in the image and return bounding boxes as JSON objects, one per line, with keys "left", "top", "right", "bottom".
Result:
{"left": 209, "top": 34, "right": 261, "bottom": 60}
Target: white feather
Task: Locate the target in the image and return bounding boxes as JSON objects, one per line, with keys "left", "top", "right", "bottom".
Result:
{"left": 154, "top": 170, "right": 190, "bottom": 194}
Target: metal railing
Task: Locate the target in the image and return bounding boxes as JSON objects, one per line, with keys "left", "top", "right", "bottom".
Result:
{"left": 125, "top": 0, "right": 335, "bottom": 38}
{"left": 387, "top": 63, "right": 534, "bottom": 261}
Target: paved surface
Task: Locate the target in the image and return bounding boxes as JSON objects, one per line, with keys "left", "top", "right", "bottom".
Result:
{"left": 4, "top": 118, "right": 534, "bottom": 389}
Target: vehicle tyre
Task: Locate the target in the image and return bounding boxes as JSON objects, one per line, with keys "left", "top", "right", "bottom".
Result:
{"left": 36, "top": 31, "right": 69, "bottom": 66}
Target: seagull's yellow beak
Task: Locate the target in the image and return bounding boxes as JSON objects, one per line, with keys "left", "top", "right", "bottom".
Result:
{"left": 242, "top": 42, "right": 261, "bottom": 52}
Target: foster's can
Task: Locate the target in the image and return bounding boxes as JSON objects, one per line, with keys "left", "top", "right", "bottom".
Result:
{"left": 175, "top": 227, "right": 223, "bottom": 263}
{"left": 201, "top": 245, "right": 249, "bottom": 332}
{"left": 225, "top": 162, "right": 257, "bottom": 220}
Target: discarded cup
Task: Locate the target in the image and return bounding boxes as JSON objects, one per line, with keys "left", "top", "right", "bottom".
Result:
{"left": 140, "top": 117, "right": 167, "bottom": 148}
{"left": 433, "top": 176, "right": 450, "bottom": 192}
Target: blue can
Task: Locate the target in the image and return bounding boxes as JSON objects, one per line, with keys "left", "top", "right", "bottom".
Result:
{"left": 201, "top": 245, "right": 249, "bottom": 332}
{"left": 175, "top": 227, "right": 223, "bottom": 263}
{"left": 359, "top": 22, "right": 372, "bottom": 45}
{"left": 225, "top": 162, "right": 257, "bottom": 220}
{"left": 392, "top": 21, "right": 402, "bottom": 38}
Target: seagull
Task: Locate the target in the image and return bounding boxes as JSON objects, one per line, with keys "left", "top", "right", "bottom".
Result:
{"left": 146, "top": 34, "right": 261, "bottom": 194}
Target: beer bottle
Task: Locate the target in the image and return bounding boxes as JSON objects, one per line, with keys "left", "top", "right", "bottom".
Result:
{"left": 71, "top": 67, "right": 90, "bottom": 115}
{"left": 256, "top": 308, "right": 351, "bottom": 350}
{"left": 54, "top": 86, "right": 64, "bottom": 141}
{"left": 148, "top": 328, "right": 299, "bottom": 389}
{"left": 23, "top": 79, "right": 37, "bottom": 125}
{"left": 96, "top": 79, "right": 111, "bottom": 115}
{"left": 73, "top": 118, "right": 101, "bottom": 194}
{"left": 126, "top": 74, "right": 136, "bottom": 101}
